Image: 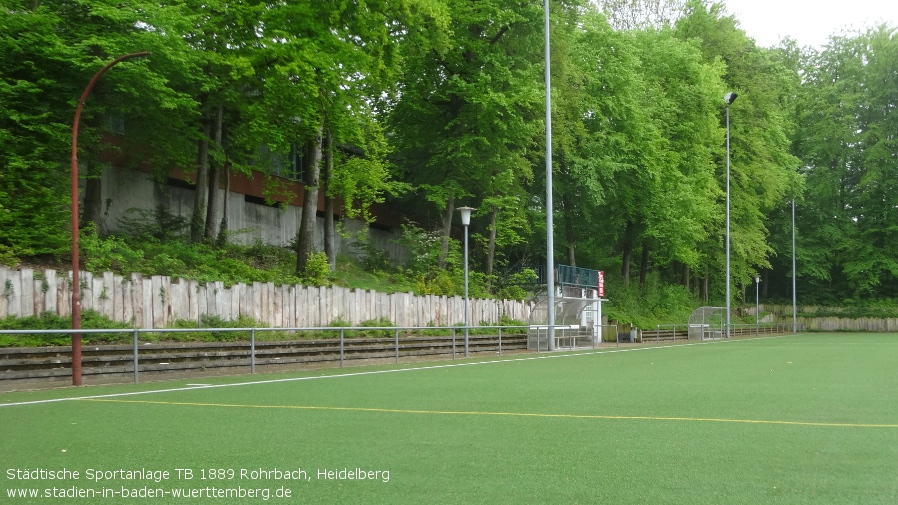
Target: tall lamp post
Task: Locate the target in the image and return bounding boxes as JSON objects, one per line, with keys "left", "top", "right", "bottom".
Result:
{"left": 724, "top": 91, "right": 738, "bottom": 339}
{"left": 792, "top": 198, "right": 797, "bottom": 333}
{"left": 543, "top": 0, "right": 556, "bottom": 352}
{"left": 457, "top": 206, "right": 475, "bottom": 357}
{"left": 755, "top": 275, "right": 760, "bottom": 335}
{"left": 71, "top": 51, "right": 150, "bottom": 386}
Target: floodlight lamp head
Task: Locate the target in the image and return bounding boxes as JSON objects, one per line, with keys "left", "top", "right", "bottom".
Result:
{"left": 457, "top": 206, "right": 475, "bottom": 226}
{"left": 725, "top": 92, "right": 738, "bottom": 105}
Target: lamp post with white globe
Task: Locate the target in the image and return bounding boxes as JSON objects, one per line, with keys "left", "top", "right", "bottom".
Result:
{"left": 457, "top": 206, "right": 475, "bottom": 357}
{"left": 725, "top": 91, "right": 738, "bottom": 338}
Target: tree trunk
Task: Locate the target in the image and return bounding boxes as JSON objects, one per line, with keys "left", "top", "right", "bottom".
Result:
{"left": 639, "top": 243, "right": 649, "bottom": 286}
{"left": 620, "top": 221, "right": 634, "bottom": 284}
{"left": 485, "top": 204, "right": 498, "bottom": 277}
{"left": 191, "top": 116, "right": 210, "bottom": 242}
{"left": 682, "top": 264, "right": 691, "bottom": 292}
{"left": 438, "top": 196, "right": 455, "bottom": 269}
{"left": 216, "top": 161, "right": 229, "bottom": 246}
{"left": 322, "top": 129, "right": 336, "bottom": 271}
{"left": 204, "top": 104, "right": 224, "bottom": 241}
{"left": 295, "top": 124, "right": 323, "bottom": 275}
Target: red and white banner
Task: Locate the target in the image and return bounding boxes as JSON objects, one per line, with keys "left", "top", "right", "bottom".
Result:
{"left": 598, "top": 271, "right": 605, "bottom": 298}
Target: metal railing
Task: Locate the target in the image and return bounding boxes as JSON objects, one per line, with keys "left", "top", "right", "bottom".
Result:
{"left": 0, "top": 325, "right": 530, "bottom": 385}
{"left": 652, "top": 322, "right": 803, "bottom": 341}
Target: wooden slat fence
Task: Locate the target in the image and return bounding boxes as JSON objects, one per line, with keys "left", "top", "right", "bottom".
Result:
{"left": 0, "top": 267, "right": 531, "bottom": 329}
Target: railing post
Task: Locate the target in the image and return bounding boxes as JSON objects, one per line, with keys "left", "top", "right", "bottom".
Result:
{"left": 498, "top": 327, "right": 503, "bottom": 356}
{"left": 395, "top": 328, "right": 400, "bottom": 363}
{"left": 340, "top": 328, "right": 345, "bottom": 368}
{"left": 132, "top": 329, "right": 139, "bottom": 383}
{"left": 250, "top": 329, "right": 256, "bottom": 374}
{"left": 452, "top": 328, "right": 456, "bottom": 359}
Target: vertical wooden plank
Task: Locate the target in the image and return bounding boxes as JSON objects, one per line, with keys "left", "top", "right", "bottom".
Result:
{"left": 169, "top": 280, "right": 185, "bottom": 322}
{"left": 59, "top": 271, "right": 71, "bottom": 318}
{"left": 122, "top": 275, "right": 134, "bottom": 325}
{"left": 235, "top": 282, "right": 247, "bottom": 320}
{"left": 197, "top": 281, "right": 208, "bottom": 322}
{"left": 239, "top": 282, "right": 250, "bottom": 320}
{"left": 151, "top": 275, "right": 164, "bottom": 328}
{"left": 197, "top": 283, "right": 208, "bottom": 324}
{"left": 205, "top": 281, "right": 216, "bottom": 320}
{"left": 284, "top": 285, "right": 293, "bottom": 327}
{"left": 292, "top": 285, "right": 301, "bottom": 328}
{"left": 100, "top": 271, "right": 114, "bottom": 319}
{"left": 252, "top": 282, "right": 262, "bottom": 322}
{"left": 77, "top": 271, "right": 91, "bottom": 313}
{"left": 7, "top": 269, "right": 22, "bottom": 317}
{"left": 395, "top": 293, "right": 405, "bottom": 327}
{"left": 218, "top": 283, "right": 230, "bottom": 322}
{"left": 164, "top": 276, "right": 174, "bottom": 326}
{"left": 286, "top": 286, "right": 296, "bottom": 327}
{"left": 305, "top": 286, "right": 316, "bottom": 327}
{"left": 184, "top": 279, "right": 197, "bottom": 324}
{"left": 43, "top": 270, "right": 57, "bottom": 316}
{"left": 365, "top": 289, "right": 374, "bottom": 324}
{"left": 141, "top": 277, "right": 153, "bottom": 328}
{"left": 316, "top": 286, "right": 326, "bottom": 327}
{"left": 130, "top": 274, "right": 143, "bottom": 327}
{"left": 331, "top": 286, "right": 340, "bottom": 324}
{"left": 227, "top": 283, "right": 238, "bottom": 322}
{"left": 295, "top": 286, "right": 306, "bottom": 327}
{"left": 383, "top": 293, "right": 391, "bottom": 325}
{"left": 20, "top": 269, "right": 34, "bottom": 317}
{"left": 261, "top": 282, "right": 274, "bottom": 325}
{"left": 258, "top": 282, "right": 268, "bottom": 325}
{"left": 345, "top": 286, "right": 354, "bottom": 324}
{"left": 212, "top": 281, "right": 224, "bottom": 320}
{"left": 31, "top": 275, "right": 43, "bottom": 316}
{"left": 0, "top": 267, "right": 8, "bottom": 319}
{"left": 89, "top": 275, "right": 103, "bottom": 316}
{"left": 110, "top": 274, "right": 123, "bottom": 322}
{"left": 354, "top": 289, "right": 362, "bottom": 325}
{"left": 272, "top": 284, "right": 283, "bottom": 327}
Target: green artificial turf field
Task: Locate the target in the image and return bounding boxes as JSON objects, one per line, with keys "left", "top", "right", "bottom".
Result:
{"left": 1, "top": 333, "right": 897, "bottom": 504}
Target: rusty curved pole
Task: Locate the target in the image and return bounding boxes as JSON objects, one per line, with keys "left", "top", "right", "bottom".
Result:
{"left": 71, "top": 51, "right": 150, "bottom": 386}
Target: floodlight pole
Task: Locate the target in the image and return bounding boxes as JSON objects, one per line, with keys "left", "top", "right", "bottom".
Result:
{"left": 792, "top": 198, "right": 797, "bottom": 333}
{"left": 71, "top": 51, "right": 150, "bottom": 386}
{"left": 724, "top": 92, "right": 737, "bottom": 339}
{"left": 458, "top": 206, "right": 475, "bottom": 357}
{"left": 544, "top": 0, "right": 556, "bottom": 351}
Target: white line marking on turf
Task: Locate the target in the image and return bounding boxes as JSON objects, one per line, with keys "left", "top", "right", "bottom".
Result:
{"left": 0, "top": 336, "right": 785, "bottom": 408}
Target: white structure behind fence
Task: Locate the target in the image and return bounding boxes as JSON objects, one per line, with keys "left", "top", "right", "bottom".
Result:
{"left": 0, "top": 267, "right": 531, "bottom": 329}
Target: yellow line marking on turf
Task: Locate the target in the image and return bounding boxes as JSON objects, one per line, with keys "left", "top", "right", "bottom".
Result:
{"left": 83, "top": 398, "right": 898, "bottom": 429}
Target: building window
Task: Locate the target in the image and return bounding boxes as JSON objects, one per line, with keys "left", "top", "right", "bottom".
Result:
{"left": 256, "top": 143, "right": 305, "bottom": 182}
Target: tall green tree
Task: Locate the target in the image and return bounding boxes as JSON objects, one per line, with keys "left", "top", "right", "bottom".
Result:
{"left": 675, "top": 0, "right": 799, "bottom": 301}
{"left": 388, "top": 0, "right": 547, "bottom": 268}
{"left": 0, "top": 0, "right": 200, "bottom": 259}
{"left": 793, "top": 26, "right": 898, "bottom": 299}
{"left": 630, "top": 28, "right": 726, "bottom": 289}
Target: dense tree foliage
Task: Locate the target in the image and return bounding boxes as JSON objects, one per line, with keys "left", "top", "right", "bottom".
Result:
{"left": 1, "top": 0, "right": 896, "bottom": 306}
